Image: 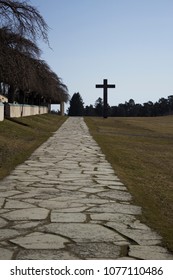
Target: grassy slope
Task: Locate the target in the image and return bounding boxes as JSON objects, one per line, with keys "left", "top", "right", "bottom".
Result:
{"left": 0, "top": 114, "right": 67, "bottom": 179}
{"left": 85, "top": 116, "right": 173, "bottom": 252}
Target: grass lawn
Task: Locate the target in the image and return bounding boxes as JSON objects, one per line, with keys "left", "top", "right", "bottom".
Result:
{"left": 85, "top": 116, "right": 173, "bottom": 253}
{"left": 0, "top": 114, "right": 67, "bottom": 179}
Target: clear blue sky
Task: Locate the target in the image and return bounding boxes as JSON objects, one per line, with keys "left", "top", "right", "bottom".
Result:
{"left": 30, "top": 0, "right": 173, "bottom": 111}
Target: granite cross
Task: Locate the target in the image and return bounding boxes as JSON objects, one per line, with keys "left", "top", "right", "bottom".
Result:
{"left": 95, "top": 79, "right": 116, "bottom": 118}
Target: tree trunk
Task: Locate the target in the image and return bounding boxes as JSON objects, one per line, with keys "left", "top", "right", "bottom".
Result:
{"left": 8, "top": 85, "right": 14, "bottom": 103}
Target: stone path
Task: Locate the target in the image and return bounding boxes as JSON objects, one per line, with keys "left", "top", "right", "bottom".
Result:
{"left": 0, "top": 117, "right": 172, "bottom": 260}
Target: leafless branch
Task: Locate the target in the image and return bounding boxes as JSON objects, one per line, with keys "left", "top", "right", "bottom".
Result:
{"left": 0, "top": 0, "right": 49, "bottom": 43}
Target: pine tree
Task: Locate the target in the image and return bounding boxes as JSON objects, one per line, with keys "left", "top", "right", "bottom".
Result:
{"left": 68, "top": 92, "right": 84, "bottom": 116}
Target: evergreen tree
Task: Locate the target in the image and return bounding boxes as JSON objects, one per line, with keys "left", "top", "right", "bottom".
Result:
{"left": 95, "top": 97, "right": 103, "bottom": 116}
{"left": 68, "top": 92, "right": 84, "bottom": 116}
{"left": 84, "top": 105, "right": 96, "bottom": 116}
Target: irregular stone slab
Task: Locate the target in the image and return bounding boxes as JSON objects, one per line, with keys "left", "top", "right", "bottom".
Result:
{"left": 53, "top": 207, "right": 88, "bottom": 213}
{"left": 11, "top": 192, "right": 40, "bottom": 199}
{"left": 78, "top": 197, "right": 109, "bottom": 205}
{"left": 59, "top": 174, "right": 89, "bottom": 179}
{"left": 28, "top": 183, "right": 58, "bottom": 189}
{"left": 0, "top": 229, "right": 20, "bottom": 241}
{"left": 107, "top": 222, "right": 162, "bottom": 245}
{"left": 10, "top": 232, "right": 68, "bottom": 249}
{"left": 25, "top": 187, "right": 60, "bottom": 195}
{"left": 57, "top": 165, "right": 79, "bottom": 170}
{"left": 0, "top": 248, "right": 13, "bottom": 260}
{"left": 0, "top": 217, "right": 8, "bottom": 228}
{"left": 4, "top": 200, "right": 36, "bottom": 209}
{"left": 87, "top": 203, "right": 141, "bottom": 215}
{"left": 26, "top": 163, "right": 54, "bottom": 168}
{"left": 108, "top": 185, "right": 127, "bottom": 191}
{"left": 98, "top": 190, "right": 132, "bottom": 201}
{"left": 2, "top": 208, "right": 49, "bottom": 221}
{"left": 97, "top": 168, "right": 115, "bottom": 172}
{"left": 94, "top": 176, "right": 120, "bottom": 181}
{"left": 38, "top": 176, "right": 60, "bottom": 182}
{"left": 0, "top": 191, "right": 22, "bottom": 198}
{"left": 21, "top": 199, "right": 41, "bottom": 205}
{"left": 96, "top": 180, "right": 125, "bottom": 186}
{"left": 16, "top": 249, "right": 80, "bottom": 260}
{"left": 32, "top": 180, "right": 60, "bottom": 185}
{"left": 130, "top": 220, "right": 152, "bottom": 230}
{"left": 79, "top": 163, "right": 97, "bottom": 168}
{"left": 38, "top": 200, "right": 83, "bottom": 210}
{"left": 80, "top": 186, "right": 105, "bottom": 193}
{"left": 57, "top": 185, "right": 82, "bottom": 191}
{"left": 43, "top": 223, "right": 127, "bottom": 243}
{"left": 58, "top": 179, "right": 93, "bottom": 185}
{"left": 91, "top": 213, "right": 135, "bottom": 224}
{"left": 26, "top": 170, "right": 47, "bottom": 176}
{"left": 14, "top": 187, "right": 59, "bottom": 196}
{"left": 11, "top": 176, "right": 40, "bottom": 182}
{"left": 51, "top": 212, "right": 86, "bottom": 223}
{"left": 12, "top": 221, "right": 41, "bottom": 229}
{"left": 66, "top": 242, "right": 121, "bottom": 259}
{"left": 50, "top": 194, "right": 86, "bottom": 202}
{"left": 84, "top": 169, "right": 114, "bottom": 174}
{"left": 129, "top": 245, "right": 173, "bottom": 260}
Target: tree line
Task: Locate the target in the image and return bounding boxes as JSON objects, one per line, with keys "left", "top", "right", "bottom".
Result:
{"left": 0, "top": 0, "right": 69, "bottom": 106}
{"left": 68, "top": 93, "right": 173, "bottom": 117}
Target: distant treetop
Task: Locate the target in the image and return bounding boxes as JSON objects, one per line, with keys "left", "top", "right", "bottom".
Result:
{"left": 68, "top": 92, "right": 84, "bottom": 116}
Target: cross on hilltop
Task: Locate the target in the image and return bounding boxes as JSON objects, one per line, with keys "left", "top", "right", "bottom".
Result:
{"left": 95, "top": 79, "right": 116, "bottom": 118}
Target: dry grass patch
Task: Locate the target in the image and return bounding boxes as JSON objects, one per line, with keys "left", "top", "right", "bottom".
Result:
{"left": 85, "top": 116, "right": 173, "bottom": 252}
{"left": 0, "top": 114, "right": 67, "bottom": 179}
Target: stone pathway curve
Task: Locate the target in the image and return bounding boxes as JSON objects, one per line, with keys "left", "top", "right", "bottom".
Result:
{"left": 0, "top": 117, "right": 172, "bottom": 259}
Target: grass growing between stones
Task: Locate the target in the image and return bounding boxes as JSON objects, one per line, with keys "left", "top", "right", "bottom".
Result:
{"left": 85, "top": 116, "right": 173, "bottom": 253}
{"left": 0, "top": 114, "right": 67, "bottom": 179}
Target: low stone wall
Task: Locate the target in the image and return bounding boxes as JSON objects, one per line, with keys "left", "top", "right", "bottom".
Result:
{"left": 4, "top": 104, "right": 48, "bottom": 118}
{"left": 39, "top": 106, "right": 49, "bottom": 114}
{"left": 0, "top": 103, "right": 4, "bottom": 121}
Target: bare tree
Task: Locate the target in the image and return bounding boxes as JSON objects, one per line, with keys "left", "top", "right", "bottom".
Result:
{"left": 0, "top": 1, "right": 69, "bottom": 105}
{"left": 0, "top": 28, "right": 69, "bottom": 103}
{"left": 0, "top": 27, "right": 40, "bottom": 94}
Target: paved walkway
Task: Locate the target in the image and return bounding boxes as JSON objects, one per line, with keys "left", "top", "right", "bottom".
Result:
{"left": 0, "top": 117, "right": 172, "bottom": 260}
